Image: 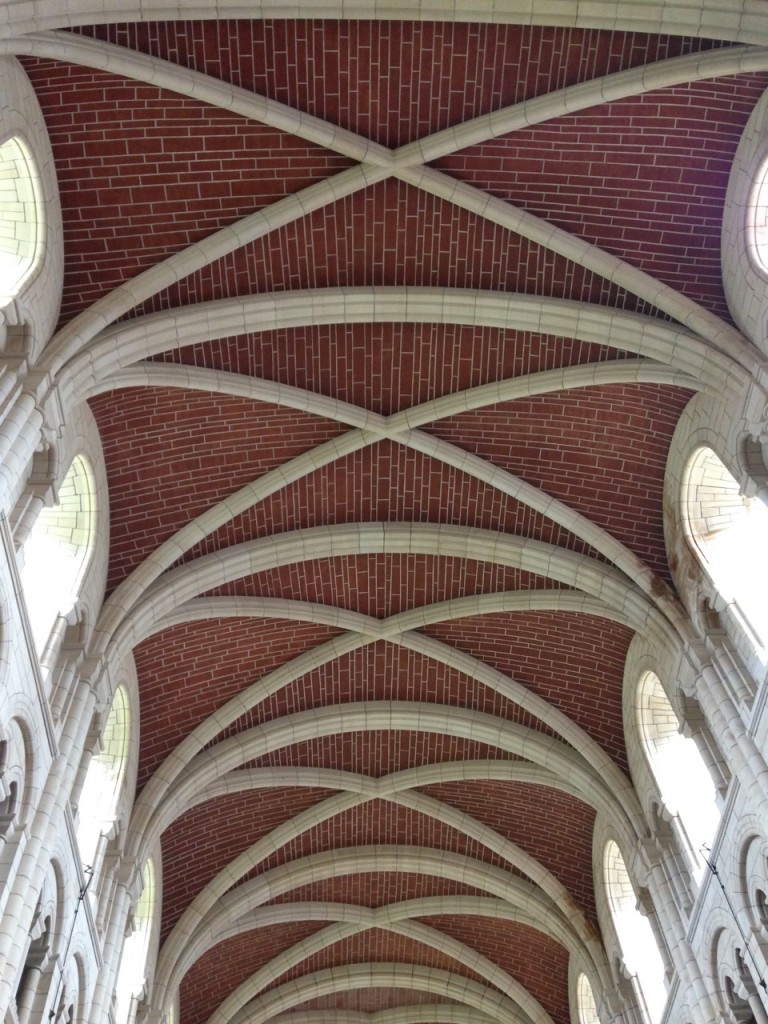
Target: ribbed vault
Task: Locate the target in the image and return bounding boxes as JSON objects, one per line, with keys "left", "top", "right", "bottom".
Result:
{"left": 10, "top": 14, "right": 768, "bottom": 1024}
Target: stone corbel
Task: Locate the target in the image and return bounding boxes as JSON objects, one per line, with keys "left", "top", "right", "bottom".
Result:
{"left": 629, "top": 837, "right": 657, "bottom": 890}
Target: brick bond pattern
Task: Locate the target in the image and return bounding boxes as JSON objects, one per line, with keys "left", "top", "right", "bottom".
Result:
{"left": 18, "top": 19, "right": 752, "bottom": 1024}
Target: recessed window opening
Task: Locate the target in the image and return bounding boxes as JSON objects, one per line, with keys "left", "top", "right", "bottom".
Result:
{"left": 604, "top": 840, "right": 667, "bottom": 1024}
{"left": 0, "top": 136, "right": 43, "bottom": 304}
{"left": 758, "top": 889, "right": 768, "bottom": 933}
{"left": 638, "top": 672, "right": 720, "bottom": 883}
{"left": 114, "top": 858, "right": 155, "bottom": 1024}
{"left": 20, "top": 455, "right": 96, "bottom": 655}
{"left": 684, "top": 447, "right": 768, "bottom": 657}
{"left": 751, "top": 155, "right": 768, "bottom": 273}
{"left": 76, "top": 687, "right": 129, "bottom": 869}
{"left": 576, "top": 972, "right": 600, "bottom": 1024}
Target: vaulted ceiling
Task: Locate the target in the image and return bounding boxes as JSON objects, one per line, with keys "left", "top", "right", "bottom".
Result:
{"left": 18, "top": 17, "right": 768, "bottom": 1024}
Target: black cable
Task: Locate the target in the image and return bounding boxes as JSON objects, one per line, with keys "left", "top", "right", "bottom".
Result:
{"left": 47, "top": 864, "right": 94, "bottom": 1021}
{"left": 702, "top": 846, "right": 768, "bottom": 996}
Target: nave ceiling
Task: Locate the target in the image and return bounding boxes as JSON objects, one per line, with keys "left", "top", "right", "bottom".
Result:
{"left": 9, "top": 14, "right": 768, "bottom": 1024}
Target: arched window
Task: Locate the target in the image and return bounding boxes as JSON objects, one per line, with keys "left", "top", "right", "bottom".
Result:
{"left": 604, "top": 840, "right": 667, "bottom": 1024}
{"left": 0, "top": 135, "right": 43, "bottom": 305}
{"left": 76, "top": 687, "right": 130, "bottom": 870}
{"left": 19, "top": 455, "right": 96, "bottom": 655}
{"left": 115, "top": 859, "right": 155, "bottom": 1024}
{"left": 637, "top": 671, "right": 720, "bottom": 883}
{"left": 576, "top": 972, "right": 600, "bottom": 1024}
{"left": 751, "top": 155, "right": 768, "bottom": 273}
{"left": 683, "top": 446, "right": 768, "bottom": 655}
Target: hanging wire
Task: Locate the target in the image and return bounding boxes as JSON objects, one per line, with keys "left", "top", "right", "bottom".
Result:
{"left": 702, "top": 845, "right": 768, "bottom": 994}
{"left": 47, "top": 864, "right": 94, "bottom": 1021}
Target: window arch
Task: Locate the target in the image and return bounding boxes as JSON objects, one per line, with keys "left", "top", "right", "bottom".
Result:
{"left": 114, "top": 859, "right": 156, "bottom": 1024}
{"left": 604, "top": 840, "right": 666, "bottom": 1024}
{"left": 683, "top": 446, "right": 768, "bottom": 654}
{"left": 0, "top": 135, "right": 43, "bottom": 305}
{"left": 637, "top": 671, "right": 720, "bottom": 883}
{"left": 19, "top": 455, "right": 97, "bottom": 655}
{"left": 76, "top": 687, "right": 130, "bottom": 870}
{"left": 576, "top": 972, "right": 600, "bottom": 1024}
{"left": 751, "top": 155, "right": 768, "bottom": 273}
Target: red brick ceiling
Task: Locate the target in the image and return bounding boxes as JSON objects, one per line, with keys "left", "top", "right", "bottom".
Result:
{"left": 22, "top": 16, "right": 763, "bottom": 1024}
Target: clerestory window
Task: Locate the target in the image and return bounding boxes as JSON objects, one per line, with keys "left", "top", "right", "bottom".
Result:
{"left": 76, "top": 686, "right": 130, "bottom": 870}
{"left": 0, "top": 135, "right": 43, "bottom": 305}
{"left": 637, "top": 671, "right": 720, "bottom": 883}
{"left": 576, "top": 972, "right": 600, "bottom": 1024}
{"left": 751, "top": 155, "right": 768, "bottom": 273}
{"left": 604, "top": 840, "right": 666, "bottom": 1024}
{"left": 683, "top": 446, "right": 768, "bottom": 657}
{"left": 19, "top": 455, "right": 97, "bottom": 655}
{"left": 115, "top": 858, "right": 156, "bottom": 1024}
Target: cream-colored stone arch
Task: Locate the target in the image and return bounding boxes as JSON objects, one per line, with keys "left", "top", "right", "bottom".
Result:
{"left": 101, "top": 357, "right": 705, "bottom": 422}
{"left": 154, "top": 849, "right": 572, "bottom": 1024}
{"left": 0, "top": 1, "right": 767, "bottom": 44}
{"left": 151, "top": 601, "right": 629, "bottom": 769}
{"left": 152, "top": 764, "right": 607, "bottom": 1005}
{"left": 706, "top": 916, "right": 768, "bottom": 1024}
{"left": 105, "top": 525, "right": 660, "bottom": 820}
{"left": 0, "top": 33, "right": 758, "bottom": 377}
{"left": 231, "top": 962, "right": 550, "bottom": 1024}
{"left": 66, "top": 292, "right": 741, "bottom": 400}
{"left": 722, "top": 75, "right": 768, "bottom": 358}
{"left": 0, "top": 713, "right": 36, "bottom": 831}
{"left": 145, "top": 592, "right": 635, "bottom": 782}
{"left": 4, "top": 22, "right": 761, "bottom": 371}
{"left": 122, "top": 596, "right": 645, "bottom": 861}
{"left": 164, "top": 590, "right": 633, "bottom": 639}
{"left": 740, "top": 830, "right": 768, "bottom": 944}
{"left": 270, "top": 1009, "right": 496, "bottom": 1024}
{"left": 4, "top": 32, "right": 765, "bottom": 195}
{"left": 75, "top": 289, "right": 724, "bottom": 667}
{"left": 110, "top": 522, "right": 664, "bottom": 662}
{"left": 181, "top": 846, "right": 576, "bottom": 955}
{"left": 205, "top": 913, "right": 554, "bottom": 1024}
{"left": 89, "top": 359, "right": 698, "bottom": 625}
{"left": 152, "top": 760, "right": 593, "bottom": 1007}
{"left": 133, "top": 702, "right": 638, "bottom": 871}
